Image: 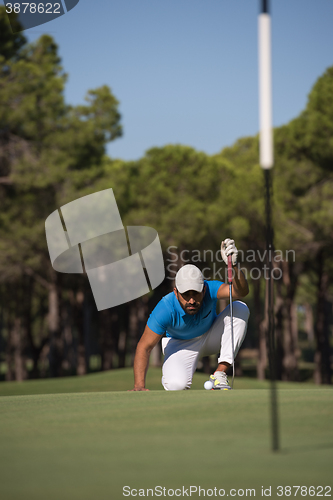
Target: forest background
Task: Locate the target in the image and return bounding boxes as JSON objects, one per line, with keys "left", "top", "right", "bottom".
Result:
{"left": 0, "top": 8, "right": 332, "bottom": 386}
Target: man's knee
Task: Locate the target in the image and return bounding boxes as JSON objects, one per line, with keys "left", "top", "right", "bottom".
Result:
{"left": 233, "top": 301, "right": 250, "bottom": 321}
{"left": 162, "top": 377, "right": 189, "bottom": 391}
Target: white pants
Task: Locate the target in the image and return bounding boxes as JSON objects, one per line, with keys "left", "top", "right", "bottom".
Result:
{"left": 161, "top": 301, "right": 250, "bottom": 391}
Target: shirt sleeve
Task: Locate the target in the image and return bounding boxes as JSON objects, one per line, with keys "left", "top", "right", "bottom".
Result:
{"left": 147, "top": 298, "right": 171, "bottom": 335}
{"left": 207, "top": 280, "right": 224, "bottom": 299}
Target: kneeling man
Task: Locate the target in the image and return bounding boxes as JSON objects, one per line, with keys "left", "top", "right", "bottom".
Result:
{"left": 131, "top": 239, "right": 249, "bottom": 391}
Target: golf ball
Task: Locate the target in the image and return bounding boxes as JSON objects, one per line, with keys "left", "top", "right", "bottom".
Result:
{"left": 204, "top": 380, "right": 214, "bottom": 390}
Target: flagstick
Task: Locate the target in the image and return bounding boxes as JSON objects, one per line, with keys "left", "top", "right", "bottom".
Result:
{"left": 258, "top": 0, "right": 279, "bottom": 452}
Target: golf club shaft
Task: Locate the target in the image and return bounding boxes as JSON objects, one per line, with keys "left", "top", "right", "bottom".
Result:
{"left": 228, "top": 255, "right": 235, "bottom": 389}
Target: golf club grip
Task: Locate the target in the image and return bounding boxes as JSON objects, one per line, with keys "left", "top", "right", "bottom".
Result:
{"left": 228, "top": 254, "right": 233, "bottom": 284}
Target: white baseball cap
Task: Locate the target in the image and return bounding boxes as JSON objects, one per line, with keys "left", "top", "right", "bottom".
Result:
{"left": 175, "top": 264, "right": 204, "bottom": 294}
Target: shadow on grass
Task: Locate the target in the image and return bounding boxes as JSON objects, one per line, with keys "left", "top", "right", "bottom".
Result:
{"left": 281, "top": 442, "right": 333, "bottom": 454}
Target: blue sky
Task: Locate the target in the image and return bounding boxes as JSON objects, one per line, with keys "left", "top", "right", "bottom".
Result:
{"left": 24, "top": 0, "right": 333, "bottom": 161}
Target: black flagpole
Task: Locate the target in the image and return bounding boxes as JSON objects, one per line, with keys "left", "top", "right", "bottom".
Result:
{"left": 258, "top": 0, "right": 279, "bottom": 452}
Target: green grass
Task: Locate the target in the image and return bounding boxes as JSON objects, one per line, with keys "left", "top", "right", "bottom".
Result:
{"left": 0, "top": 371, "right": 332, "bottom": 500}
{"left": 0, "top": 367, "right": 314, "bottom": 397}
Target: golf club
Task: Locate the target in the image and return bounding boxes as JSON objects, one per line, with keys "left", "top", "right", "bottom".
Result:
{"left": 228, "top": 254, "right": 235, "bottom": 389}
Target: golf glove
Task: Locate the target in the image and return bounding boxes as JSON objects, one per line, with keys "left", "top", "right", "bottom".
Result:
{"left": 221, "top": 238, "right": 238, "bottom": 266}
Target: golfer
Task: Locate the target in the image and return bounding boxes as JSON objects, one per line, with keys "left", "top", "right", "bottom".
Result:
{"left": 131, "top": 239, "right": 249, "bottom": 391}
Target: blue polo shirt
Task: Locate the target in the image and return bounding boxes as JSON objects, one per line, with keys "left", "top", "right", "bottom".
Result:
{"left": 147, "top": 280, "right": 223, "bottom": 340}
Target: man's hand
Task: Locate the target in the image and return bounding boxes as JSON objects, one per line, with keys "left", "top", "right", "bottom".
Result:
{"left": 221, "top": 238, "right": 238, "bottom": 266}
{"left": 130, "top": 325, "right": 162, "bottom": 391}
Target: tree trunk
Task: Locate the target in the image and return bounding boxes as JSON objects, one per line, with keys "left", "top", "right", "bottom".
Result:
{"left": 75, "top": 290, "right": 87, "bottom": 376}
{"left": 22, "top": 269, "right": 55, "bottom": 379}
{"left": 257, "top": 278, "right": 268, "bottom": 380}
{"left": 23, "top": 277, "right": 46, "bottom": 379}
{"left": 83, "top": 295, "right": 93, "bottom": 370}
{"left": 62, "top": 303, "right": 74, "bottom": 374}
{"left": 279, "top": 261, "right": 300, "bottom": 381}
{"left": 129, "top": 296, "right": 150, "bottom": 367}
{"left": 274, "top": 283, "right": 284, "bottom": 381}
{"left": 12, "top": 317, "right": 27, "bottom": 381}
{"left": 5, "top": 299, "right": 15, "bottom": 381}
{"left": 5, "top": 283, "right": 27, "bottom": 381}
{"left": 116, "top": 304, "right": 129, "bottom": 368}
{"left": 304, "top": 302, "right": 314, "bottom": 343}
{"left": 282, "top": 300, "right": 299, "bottom": 381}
{"left": 100, "top": 309, "right": 115, "bottom": 371}
{"left": 128, "top": 305, "right": 139, "bottom": 368}
{"left": 314, "top": 251, "right": 332, "bottom": 385}
{"left": 48, "top": 274, "right": 63, "bottom": 377}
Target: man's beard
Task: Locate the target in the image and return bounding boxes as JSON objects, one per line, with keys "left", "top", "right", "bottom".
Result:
{"left": 183, "top": 303, "right": 200, "bottom": 315}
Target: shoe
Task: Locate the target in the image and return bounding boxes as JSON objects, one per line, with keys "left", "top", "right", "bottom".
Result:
{"left": 209, "top": 371, "right": 231, "bottom": 390}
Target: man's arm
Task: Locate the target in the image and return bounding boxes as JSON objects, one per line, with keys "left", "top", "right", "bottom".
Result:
{"left": 218, "top": 238, "right": 249, "bottom": 299}
{"left": 130, "top": 325, "right": 163, "bottom": 391}
{"left": 216, "top": 266, "right": 249, "bottom": 299}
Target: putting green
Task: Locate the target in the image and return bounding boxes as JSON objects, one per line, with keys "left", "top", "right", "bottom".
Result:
{"left": 0, "top": 385, "right": 332, "bottom": 500}
{"left": 0, "top": 367, "right": 313, "bottom": 397}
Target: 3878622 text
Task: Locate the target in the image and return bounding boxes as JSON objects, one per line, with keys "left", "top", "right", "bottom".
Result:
{"left": 5, "top": 2, "right": 61, "bottom": 14}
{"left": 266, "top": 486, "right": 332, "bottom": 497}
